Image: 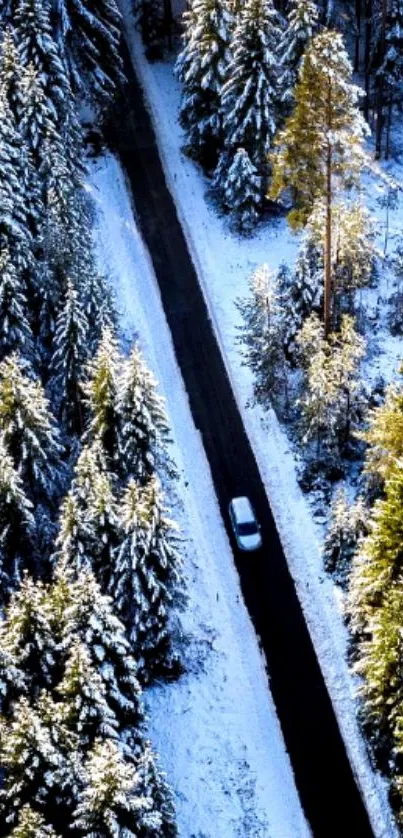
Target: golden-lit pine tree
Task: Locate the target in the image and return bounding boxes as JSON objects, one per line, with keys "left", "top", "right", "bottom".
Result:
{"left": 270, "top": 30, "right": 369, "bottom": 333}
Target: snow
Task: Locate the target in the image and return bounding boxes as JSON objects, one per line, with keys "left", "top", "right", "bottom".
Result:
{"left": 88, "top": 152, "right": 311, "bottom": 838}
{"left": 118, "top": 8, "right": 400, "bottom": 836}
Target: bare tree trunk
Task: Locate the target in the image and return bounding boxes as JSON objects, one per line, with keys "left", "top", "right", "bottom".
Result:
{"left": 355, "top": 0, "right": 362, "bottom": 71}
{"left": 385, "top": 97, "right": 393, "bottom": 159}
{"left": 375, "top": 0, "right": 388, "bottom": 158}
{"left": 364, "top": 0, "right": 373, "bottom": 121}
{"left": 324, "top": 156, "right": 332, "bottom": 337}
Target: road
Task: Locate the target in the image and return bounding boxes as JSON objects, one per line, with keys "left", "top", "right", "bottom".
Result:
{"left": 106, "top": 37, "right": 375, "bottom": 838}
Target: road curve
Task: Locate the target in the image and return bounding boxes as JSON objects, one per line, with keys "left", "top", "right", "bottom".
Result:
{"left": 106, "top": 37, "right": 374, "bottom": 838}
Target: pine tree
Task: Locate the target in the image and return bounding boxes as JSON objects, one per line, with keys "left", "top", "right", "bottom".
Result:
{"left": 176, "top": 0, "right": 233, "bottom": 168}
{"left": 215, "top": 147, "right": 262, "bottom": 232}
{"left": 0, "top": 437, "right": 35, "bottom": 601}
{"left": 9, "top": 805, "right": 60, "bottom": 837}
{"left": 270, "top": 30, "right": 369, "bottom": 332}
{"left": 278, "top": 0, "right": 319, "bottom": 109}
{"left": 82, "top": 326, "right": 121, "bottom": 465}
{"left": 50, "top": 278, "right": 89, "bottom": 434}
{"left": 72, "top": 737, "right": 175, "bottom": 837}
{"left": 0, "top": 249, "right": 33, "bottom": 361}
{"left": 236, "top": 263, "right": 288, "bottom": 406}
{"left": 0, "top": 354, "right": 63, "bottom": 501}
{"left": 111, "top": 478, "right": 182, "bottom": 682}
{"left": 135, "top": 0, "right": 165, "bottom": 54}
{"left": 218, "top": 0, "right": 280, "bottom": 196}
{"left": 118, "top": 344, "right": 170, "bottom": 484}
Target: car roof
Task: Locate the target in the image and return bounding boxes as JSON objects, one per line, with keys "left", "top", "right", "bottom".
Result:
{"left": 230, "top": 496, "right": 255, "bottom": 523}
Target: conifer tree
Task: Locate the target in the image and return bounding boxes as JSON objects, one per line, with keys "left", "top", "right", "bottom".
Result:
{"left": 0, "top": 354, "right": 62, "bottom": 501}
{"left": 362, "top": 374, "right": 403, "bottom": 487}
{"left": 57, "top": 638, "right": 119, "bottom": 746}
{"left": 278, "top": 0, "right": 319, "bottom": 109}
{"left": 56, "top": 567, "right": 144, "bottom": 739}
{"left": 83, "top": 326, "right": 121, "bottom": 466}
{"left": 296, "top": 313, "right": 366, "bottom": 456}
{"left": 10, "top": 805, "right": 60, "bottom": 837}
{"left": 270, "top": 30, "right": 369, "bottom": 332}
{"left": 236, "top": 263, "right": 288, "bottom": 406}
{"left": 323, "top": 488, "right": 367, "bottom": 581}
{"left": 0, "top": 439, "right": 35, "bottom": 603}
{"left": 135, "top": 0, "right": 165, "bottom": 54}
{"left": 50, "top": 278, "right": 89, "bottom": 434}
{"left": 348, "top": 460, "right": 403, "bottom": 796}
{"left": 72, "top": 737, "right": 176, "bottom": 837}
{"left": 0, "top": 694, "right": 76, "bottom": 831}
{"left": 0, "top": 249, "right": 33, "bottom": 361}
{"left": 118, "top": 343, "right": 170, "bottom": 484}
{"left": 279, "top": 230, "right": 322, "bottom": 356}
{"left": 176, "top": 0, "right": 233, "bottom": 168}
{"left": 13, "top": 0, "right": 68, "bottom": 156}
{"left": 215, "top": 148, "right": 262, "bottom": 232}
{"left": 53, "top": 0, "right": 124, "bottom": 105}
{"left": 0, "top": 84, "right": 32, "bottom": 274}
{"left": 111, "top": 477, "right": 182, "bottom": 682}
{"left": 0, "top": 575, "right": 55, "bottom": 706}
{"left": 218, "top": 0, "right": 280, "bottom": 198}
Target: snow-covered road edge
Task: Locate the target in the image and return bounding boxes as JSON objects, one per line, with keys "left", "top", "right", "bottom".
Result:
{"left": 88, "top": 152, "right": 311, "bottom": 838}
{"left": 121, "top": 11, "right": 397, "bottom": 837}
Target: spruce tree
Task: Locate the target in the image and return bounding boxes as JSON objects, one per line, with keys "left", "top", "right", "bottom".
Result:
{"left": 82, "top": 326, "right": 121, "bottom": 466}
{"left": 236, "top": 263, "right": 288, "bottom": 406}
{"left": 72, "top": 737, "right": 176, "bottom": 837}
{"left": 53, "top": 0, "right": 124, "bottom": 105}
{"left": 0, "top": 354, "right": 62, "bottom": 501}
{"left": 0, "top": 437, "right": 35, "bottom": 601}
{"left": 176, "top": 0, "right": 233, "bottom": 168}
{"left": 323, "top": 488, "right": 367, "bottom": 581}
{"left": 279, "top": 230, "right": 322, "bottom": 357}
{"left": 0, "top": 248, "right": 33, "bottom": 361}
{"left": 10, "top": 805, "right": 60, "bottom": 837}
{"left": 0, "top": 694, "right": 76, "bottom": 831}
{"left": 270, "top": 30, "right": 369, "bottom": 332}
{"left": 111, "top": 477, "right": 182, "bottom": 682}
{"left": 0, "top": 575, "right": 55, "bottom": 706}
{"left": 362, "top": 374, "right": 403, "bottom": 487}
{"left": 50, "top": 278, "right": 89, "bottom": 434}
{"left": 0, "top": 84, "right": 32, "bottom": 274}
{"left": 117, "top": 343, "right": 170, "bottom": 484}
{"left": 278, "top": 0, "right": 319, "bottom": 109}
{"left": 64, "top": 443, "right": 118, "bottom": 588}
{"left": 56, "top": 567, "right": 144, "bottom": 739}
{"left": 218, "top": 0, "right": 280, "bottom": 198}
{"left": 57, "top": 638, "right": 119, "bottom": 746}
{"left": 215, "top": 147, "right": 262, "bottom": 232}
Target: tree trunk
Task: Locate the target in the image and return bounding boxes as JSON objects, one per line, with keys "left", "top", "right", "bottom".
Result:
{"left": 324, "top": 153, "right": 332, "bottom": 337}
{"left": 375, "top": 0, "right": 388, "bottom": 158}
{"left": 364, "top": 0, "right": 373, "bottom": 121}
{"left": 355, "top": 0, "right": 362, "bottom": 71}
{"left": 385, "top": 97, "right": 392, "bottom": 159}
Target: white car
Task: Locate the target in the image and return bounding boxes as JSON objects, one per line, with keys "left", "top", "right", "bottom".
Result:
{"left": 228, "top": 496, "right": 262, "bottom": 552}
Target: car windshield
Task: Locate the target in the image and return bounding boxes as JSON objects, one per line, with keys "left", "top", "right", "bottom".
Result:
{"left": 238, "top": 521, "right": 257, "bottom": 537}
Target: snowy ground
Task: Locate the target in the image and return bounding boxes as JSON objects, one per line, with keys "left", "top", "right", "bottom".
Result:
{"left": 118, "top": 5, "right": 401, "bottom": 836}
{"left": 88, "top": 153, "right": 311, "bottom": 838}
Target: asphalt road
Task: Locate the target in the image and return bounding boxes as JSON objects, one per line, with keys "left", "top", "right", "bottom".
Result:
{"left": 107, "top": 37, "right": 375, "bottom": 838}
